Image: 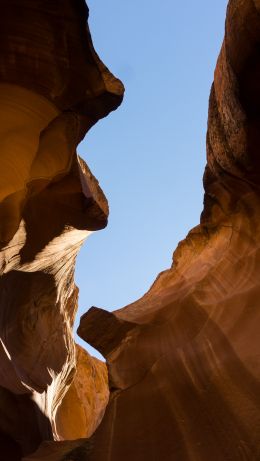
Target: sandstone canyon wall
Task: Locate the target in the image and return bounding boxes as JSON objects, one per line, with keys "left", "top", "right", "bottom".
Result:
{"left": 0, "top": 0, "right": 259, "bottom": 460}
{"left": 0, "top": 1, "right": 123, "bottom": 459}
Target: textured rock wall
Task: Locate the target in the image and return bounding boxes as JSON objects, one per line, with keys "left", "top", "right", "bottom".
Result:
{"left": 24, "top": 0, "right": 260, "bottom": 460}
{"left": 55, "top": 345, "right": 109, "bottom": 441}
{"left": 78, "top": 1, "right": 260, "bottom": 459}
{"left": 1, "top": 0, "right": 260, "bottom": 460}
{"left": 0, "top": 1, "right": 123, "bottom": 459}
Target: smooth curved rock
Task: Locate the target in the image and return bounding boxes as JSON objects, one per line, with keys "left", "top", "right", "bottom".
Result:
{"left": 0, "top": 0, "right": 123, "bottom": 458}
{"left": 78, "top": 1, "right": 260, "bottom": 459}
{"left": 24, "top": 0, "right": 260, "bottom": 460}
{"left": 1, "top": 0, "right": 260, "bottom": 460}
{"left": 55, "top": 345, "right": 109, "bottom": 440}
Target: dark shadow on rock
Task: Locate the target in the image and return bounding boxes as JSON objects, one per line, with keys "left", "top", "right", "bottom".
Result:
{"left": 20, "top": 157, "right": 107, "bottom": 265}
{"left": 0, "top": 385, "right": 53, "bottom": 459}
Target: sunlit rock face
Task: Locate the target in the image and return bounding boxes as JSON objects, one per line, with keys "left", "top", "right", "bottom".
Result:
{"left": 0, "top": 0, "right": 123, "bottom": 459}
{"left": 24, "top": 0, "right": 260, "bottom": 460}
{"left": 1, "top": 0, "right": 259, "bottom": 460}
{"left": 55, "top": 345, "right": 109, "bottom": 440}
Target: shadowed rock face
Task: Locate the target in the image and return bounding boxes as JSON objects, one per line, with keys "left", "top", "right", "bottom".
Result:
{"left": 0, "top": 0, "right": 123, "bottom": 458}
{"left": 1, "top": 0, "right": 260, "bottom": 460}
{"left": 24, "top": 0, "right": 260, "bottom": 460}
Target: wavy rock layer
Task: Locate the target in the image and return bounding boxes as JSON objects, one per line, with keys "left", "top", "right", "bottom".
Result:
{"left": 55, "top": 345, "right": 109, "bottom": 440}
{"left": 0, "top": 0, "right": 123, "bottom": 459}
{"left": 25, "top": 0, "right": 260, "bottom": 460}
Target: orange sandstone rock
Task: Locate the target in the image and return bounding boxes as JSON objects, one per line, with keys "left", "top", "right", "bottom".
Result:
{"left": 1, "top": 0, "right": 260, "bottom": 460}
{"left": 25, "top": 0, "right": 260, "bottom": 460}
{"left": 0, "top": 0, "right": 123, "bottom": 459}
{"left": 55, "top": 345, "right": 109, "bottom": 440}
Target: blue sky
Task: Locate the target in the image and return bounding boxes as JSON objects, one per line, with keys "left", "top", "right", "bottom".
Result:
{"left": 75, "top": 1, "right": 228, "bottom": 358}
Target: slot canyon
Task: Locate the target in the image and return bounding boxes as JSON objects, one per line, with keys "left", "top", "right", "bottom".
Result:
{"left": 0, "top": 1, "right": 259, "bottom": 460}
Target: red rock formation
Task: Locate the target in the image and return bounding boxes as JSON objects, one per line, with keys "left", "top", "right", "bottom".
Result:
{"left": 77, "top": 1, "right": 260, "bottom": 459}
{"left": 55, "top": 345, "right": 109, "bottom": 441}
{"left": 1, "top": 0, "right": 260, "bottom": 460}
{"left": 24, "top": 0, "right": 260, "bottom": 460}
{"left": 0, "top": 1, "right": 123, "bottom": 459}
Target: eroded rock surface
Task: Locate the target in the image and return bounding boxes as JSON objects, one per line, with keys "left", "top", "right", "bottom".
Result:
{"left": 0, "top": 0, "right": 123, "bottom": 459}
{"left": 24, "top": 0, "right": 260, "bottom": 460}
{"left": 78, "top": 1, "right": 260, "bottom": 459}
{"left": 1, "top": 0, "right": 260, "bottom": 460}
{"left": 55, "top": 345, "right": 109, "bottom": 440}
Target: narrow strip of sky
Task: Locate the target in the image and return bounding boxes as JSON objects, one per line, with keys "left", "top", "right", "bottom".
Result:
{"left": 75, "top": 1, "right": 228, "bottom": 358}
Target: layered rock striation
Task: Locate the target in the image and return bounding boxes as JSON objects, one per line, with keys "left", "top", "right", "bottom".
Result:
{"left": 27, "top": 0, "right": 260, "bottom": 460}
{"left": 76, "top": 1, "right": 260, "bottom": 459}
{"left": 0, "top": 1, "right": 123, "bottom": 459}
{"left": 0, "top": 0, "right": 260, "bottom": 460}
